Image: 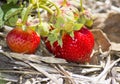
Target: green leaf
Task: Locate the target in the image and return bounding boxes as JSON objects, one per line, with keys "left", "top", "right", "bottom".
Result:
{"left": 69, "top": 31, "right": 74, "bottom": 38}
{"left": 7, "top": 0, "right": 18, "bottom": 4}
{"left": 0, "top": 79, "right": 7, "bottom": 84}
{"left": 1, "top": 3, "right": 21, "bottom": 26}
{"left": 1, "top": 3, "right": 19, "bottom": 15}
{"left": 57, "top": 30, "right": 63, "bottom": 47}
{"left": 0, "top": 7, "right": 4, "bottom": 27}
{"left": 48, "top": 34, "right": 57, "bottom": 46}
{"left": 58, "top": 38, "right": 63, "bottom": 47}
{"left": 48, "top": 28, "right": 60, "bottom": 45}
{"left": 77, "top": 16, "right": 86, "bottom": 24}
{"left": 64, "top": 10, "right": 75, "bottom": 21}
{"left": 7, "top": 15, "right": 18, "bottom": 26}
{"left": 4, "top": 8, "right": 22, "bottom": 21}
{"left": 73, "top": 23, "right": 83, "bottom": 31}
{"left": 54, "top": 16, "right": 65, "bottom": 29}
{"left": 21, "top": 8, "right": 27, "bottom": 22}
{"left": 64, "top": 22, "right": 74, "bottom": 32}
{"left": 39, "top": 0, "right": 47, "bottom": 4}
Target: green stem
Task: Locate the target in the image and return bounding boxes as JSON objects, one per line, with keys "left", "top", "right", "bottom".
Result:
{"left": 39, "top": 5, "right": 54, "bottom": 15}
{"left": 22, "top": 4, "right": 33, "bottom": 24}
{"left": 64, "top": 0, "right": 67, "bottom": 4}
{"left": 37, "top": 1, "right": 42, "bottom": 24}
{"left": 29, "top": 0, "right": 35, "bottom": 4}
{"left": 80, "top": 0, "right": 84, "bottom": 12}
{"left": 48, "top": 1, "right": 61, "bottom": 16}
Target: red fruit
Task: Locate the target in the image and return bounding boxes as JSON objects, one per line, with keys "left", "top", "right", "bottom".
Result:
{"left": 45, "top": 27, "right": 94, "bottom": 63}
{"left": 6, "top": 27, "right": 40, "bottom": 54}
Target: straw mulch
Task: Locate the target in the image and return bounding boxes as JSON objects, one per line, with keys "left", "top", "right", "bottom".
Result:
{"left": 0, "top": 0, "right": 120, "bottom": 84}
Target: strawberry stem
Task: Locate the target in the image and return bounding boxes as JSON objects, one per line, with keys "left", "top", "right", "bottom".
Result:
{"left": 80, "top": 0, "right": 84, "bottom": 12}
{"left": 22, "top": 3, "right": 33, "bottom": 25}
{"left": 29, "top": 0, "right": 35, "bottom": 4}
{"left": 63, "top": 0, "right": 67, "bottom": 5}
{"left": 39, "top": 5, "right": 54, "bottom": 15}
{"left": 48, "top": 1, "right": 61, "bottom": 16}
{"left": 36, "top": 1, "right": 42, "bottom": 24}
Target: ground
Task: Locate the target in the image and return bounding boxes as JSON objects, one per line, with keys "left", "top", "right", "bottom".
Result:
{"left": 0, "top": 0, "right": 120, "bottom": 84}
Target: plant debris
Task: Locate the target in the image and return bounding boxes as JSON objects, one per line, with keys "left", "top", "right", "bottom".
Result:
{"left": 0, "top": 0, "right": 120, "bottom": 84}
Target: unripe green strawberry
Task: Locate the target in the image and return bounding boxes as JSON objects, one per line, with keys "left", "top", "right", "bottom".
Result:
{"left": 6, "top": 27, "right": 40, "bottom": 54}
{"left": 45, "top": 27, "right": 94, "bottom": 63}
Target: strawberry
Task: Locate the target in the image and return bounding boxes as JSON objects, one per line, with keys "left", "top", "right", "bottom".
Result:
{"left": 45, "top": 27, "right": 94, "bottom": 63}
{"left": 43, "top": 0, "right": 95, "bottom": 63}
{"left": 6, "top": 27, "right": 40, "bottom": 54}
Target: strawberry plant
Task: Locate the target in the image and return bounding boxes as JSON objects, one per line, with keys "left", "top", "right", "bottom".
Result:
{"left": 3, "top": 0, "right": 59, "bottom": 54}
{"left": 0, "top": 0, "right": 21, "bottom": 27}
{"left": 1, "top": 0, "right": 94, "bottom": 63}
{"left": 44, "top": 0, "right": 95, "bottom": 63}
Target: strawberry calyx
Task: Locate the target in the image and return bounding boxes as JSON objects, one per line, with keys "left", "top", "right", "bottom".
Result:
{"left": 60, "top": 0, "right": 71, "bottom": 7}
{"left": 45, "top": 0, "right": 94, "bottom": 47}
{"left": 13, "top": 0, "right": 93, "bottom": 48}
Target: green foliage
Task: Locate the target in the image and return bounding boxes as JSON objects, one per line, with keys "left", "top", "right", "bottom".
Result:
{"left": 21, "top": 8, "right": 27, "bottom": 22}
{"left": 0, "top": 79, "right": 7, "bottom": 84}
{"left": 7, "top": 15, "right": 18, "bottom": 26}
{"left": 69, "top": 31, "right": 74, "bottom": 38}
{"left": 39, "top": 0, "right": 47, "bottom": 4}
{"left": 58, "top": 36, "right": 63, "bottom": 47}
{"left": 77, "top": 15, "right": 86, "bottom": 24}
{"left": 0, "top": 0, "right": 94, "bottom": 48}
{"left": 4, "top": 8, "right": 21, "bottom": 21}
{"left": 48, "top": 28, "right": 60, "bottom": 46}
{"left": 54, "top": 16, "right": 65, "bottom": 29}
{"left": 77, "top": 15, "right": 93, "bottom": 27}
{"left": 73, "top": 23, "right": 83, "bottom": 31}
{"left": 0, "top": 73, "right": 7, "bottom": 84}
{"left": 64, "top": 21, "right": 74, "bottom": 32}
{"left": 47, "top": 8, "right": 92, "bottom": 46}
{"left": 85, "top": 18, "right": 93, "bottom": 27}
{"left": 7, "top": 0, "right": 18, "bottom": 4}
{"left": 0, "top": 2, "right": 22, "bottom": 27}
{"left": 0, "top": 7, "right": 4, "bottom": 27}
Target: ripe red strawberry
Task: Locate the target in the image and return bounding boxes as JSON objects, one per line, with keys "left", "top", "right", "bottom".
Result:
{"left": 45, "top": 27, "right": 94, "bottom": 63}
{"left": 6, "top": 27, "right": 40, "bottom": 54}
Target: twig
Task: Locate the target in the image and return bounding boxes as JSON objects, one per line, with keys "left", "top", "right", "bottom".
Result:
{"left": 0, "top": 73, "right": 18, "bottom": 82}
{"left": 59, "top": 63, "right": 102, "bottom": 68}
{"left": 55, "top": 64, "right": 76, "bottom": 84}
{"left": 95, "top": 55, "right": 120, "bottom": 82}
{"left": 0, "top": 69, "right": 42, "bottom": 75}
{"left": 81, "top": 68, "right": 101, "bottom": 74}
{"left": 96, "top": 55, "right": 111, "bottom": 81}
{"left": 26, "top": 62, "right": 59, "bottom": 84}
{"left": 3, "top": 25, "right": 13, "bottom": 32}
{"left": 0, "top": 32, "right": 5, "bottom": 38}
{"left": 72, "top": 74, "right": 93, "bottom": 81}
{"left": 111, "top": 6, "right": 120, "bottom": 12}
{"left": 96, "top": 1, "right": 120, "bottom": 12}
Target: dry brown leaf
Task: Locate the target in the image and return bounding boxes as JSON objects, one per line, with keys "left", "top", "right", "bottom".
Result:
{"left": 90, "top": 29, "right": 111, "bottom": 64}
{"left": 93, "top": 12, "right": 120, "bottom": 43}
{"left": 91, "top": 29, "right": 111, "bottom": 52}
